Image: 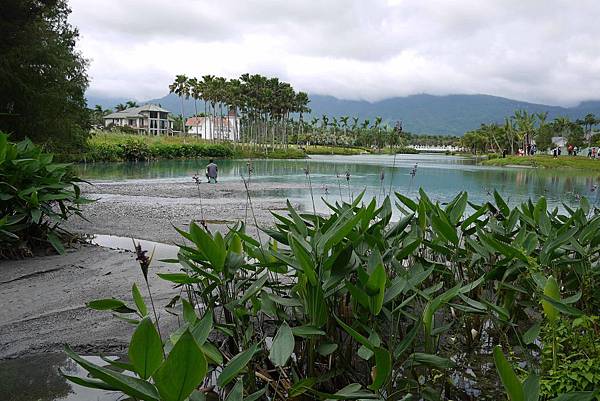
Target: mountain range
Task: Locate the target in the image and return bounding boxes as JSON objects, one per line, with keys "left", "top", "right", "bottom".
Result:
{"left": 86, "top": 93, "right": 600, "bottom": 135}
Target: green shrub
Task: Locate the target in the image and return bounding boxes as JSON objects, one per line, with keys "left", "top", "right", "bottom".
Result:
{"left": 66, "top": 190, "right": 600, "bottom": 400}
{"left": 120, "top": 137, "right": 151, "bottom": 161}
{"left": 0, "top": 132, "right": 89, "bottom": 257}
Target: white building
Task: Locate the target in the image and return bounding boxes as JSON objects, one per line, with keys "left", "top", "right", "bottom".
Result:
{"left": 104, "top": 104, "right": 174, "bottom": 135}
{"left": 186, "top": 111, "right": 239, "bottom": 141}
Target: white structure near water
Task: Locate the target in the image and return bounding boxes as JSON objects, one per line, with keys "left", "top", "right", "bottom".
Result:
{"left": 186, "top": 111, "right": 239, "bottom": 141}
{"left": 104, "top": 104, "right": 173, "bottom": 135}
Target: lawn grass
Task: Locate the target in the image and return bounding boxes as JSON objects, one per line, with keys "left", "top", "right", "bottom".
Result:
{"left": 483, "top": 155, "right": 600, "bottom": 171}
{"left": 67, "top": 132, "right": 425, "bottom": 162}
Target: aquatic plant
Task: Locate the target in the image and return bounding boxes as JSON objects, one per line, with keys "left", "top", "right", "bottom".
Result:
{"left": 0, "top": 132, "right": 89, "bottom": 257}
{"left": 66, "top": 189, "right": 600, "bottom": 400}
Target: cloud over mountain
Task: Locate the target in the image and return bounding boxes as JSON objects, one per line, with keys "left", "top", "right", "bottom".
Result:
{"left": 71, "top": 0, "right": 600, "bottom": 106}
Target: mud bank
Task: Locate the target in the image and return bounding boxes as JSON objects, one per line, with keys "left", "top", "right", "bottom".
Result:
{"left": 0, "top": 179, "right": 297, "bottom": 359}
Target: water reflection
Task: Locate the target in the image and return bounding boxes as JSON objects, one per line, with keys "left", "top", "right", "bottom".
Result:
{"left": 0, "top": 353, "right": 120, "bottom": 401}
{"left": 74, "top": 154, "right": 600, "bottom": 210}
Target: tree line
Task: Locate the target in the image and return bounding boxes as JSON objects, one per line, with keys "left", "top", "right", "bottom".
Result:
{"left": 461, "top": 110, "right": 599, "bottom": 154}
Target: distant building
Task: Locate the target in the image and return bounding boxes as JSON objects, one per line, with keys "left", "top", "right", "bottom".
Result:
{"left": 104, "top": 104, "right": 174, "bottom": 135}
{"left": 186, "top": 110, "right": 239, "bottom": 141}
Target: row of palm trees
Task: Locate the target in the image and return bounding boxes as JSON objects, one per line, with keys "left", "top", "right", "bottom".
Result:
{"left": 169, "top": 74, "right": 310, "bottom": 149}
{"left": 461, "top": 111, "right": 599, "bottom": 154}
{"left": 169, "top": 75, "right": 419, "bottom": 150}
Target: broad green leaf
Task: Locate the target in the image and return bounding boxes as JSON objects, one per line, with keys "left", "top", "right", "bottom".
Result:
{"left": 406, "top": 352, "right": 454, "bottom": 370}
{"left": 156, "top": 273, "right": 203, "bottom": 285}
{"left": 200, "top": 342, "right": 223, "bottom": 365}
{"left": 64, "top": 346, "right": 159, "bottom": 400}
{"left": 317, "top": 343, "right": 338, "bottom": 356}
{"left": 182, "top": 299, "right": 197, "bottom": 324}
{"left": 431, "top": 211, "right": 458, "bottom": 245}
{"left": 269, "top": 322, "right": 294, "bottom": 366}
{"left": 540, "top": 294, "right": 583, "bottom": 317}
{"left": 129, "top": 317, "right": 164, "bottom": 379}
{"left": 523, "top": 374, "right": 540, "bottom": 401}
{"left": 239, "top": 274, "right": 268, "bottom": 304}
{"left": 217, "top": 343, "right": 259, "bottom": 387}
{"left": 494, "top": 190, "right": 510, "bottom": 216}
{"left": 291, "top": 325, "right": 325, "bottom": 337}
{"left": 542, "top": 276, "right": 560, "bottom": 322}
{"left": 62, "top": 372, "right": 119, "bottom": 391}
{"left": 132, "top": 283, "right": 148, "bottom": 317}
{"left": 395, "top": 192, "right": 418, "bottom": 211}
{"left": 244, "top": 387, "right": 267, "bottom": 401}
{"left": 289, "top": 378, "right": 317, "bottom": 398}
{"left": 225, "top": 379, "right": 243, "bottom": 401}
{"left": 365, "top": 263, "right": 386, "bottom": 315}
{"left": 47, "top": 231, "right": 65, "bottom": 254}
{"left": 153, "top": 330, "right": 208, "bottom": 401}
{"left": 493, "top": 346, "right": 524, "bottom": 401}
{"left": 289, "top": 234, "right": 317, "bottom": 285}
{"left": 191, "top": 311, "right": 213, "bottom": 345}
{"left": 522, "top": 322, "right": 541, "bottom": 345}
{"left": 87, "top": 299, "right": 136, "bottom": 314}
{"left": 368, "top": 347, "right": 391, "bottom": 391}
{"left": 333, "top": 314, "right": 374, "bottom": 350}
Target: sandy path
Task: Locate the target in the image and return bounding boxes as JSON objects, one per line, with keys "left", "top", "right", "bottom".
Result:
{"left": 0, "top": 179, "right": 296, "bottom": 359}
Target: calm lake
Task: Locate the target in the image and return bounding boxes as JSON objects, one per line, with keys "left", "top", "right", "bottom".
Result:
{"left": 76, "top": 153, "right": 600, "bottom": 210}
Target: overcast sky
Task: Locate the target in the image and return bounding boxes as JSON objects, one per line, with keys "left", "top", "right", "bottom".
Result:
{"left": 70, "top": 0, "right": 600, "bottom": 106}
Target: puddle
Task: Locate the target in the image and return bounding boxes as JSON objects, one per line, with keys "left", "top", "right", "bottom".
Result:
{"left": 0, "top": 353, "right": 122, "bottom": 401}
{"left": 90, "top": 234, "right": 180, "bottom": 260}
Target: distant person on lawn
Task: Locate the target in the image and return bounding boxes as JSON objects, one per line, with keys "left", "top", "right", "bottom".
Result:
{"left": 206, "top": 159, "right": 218, "bottom": 183}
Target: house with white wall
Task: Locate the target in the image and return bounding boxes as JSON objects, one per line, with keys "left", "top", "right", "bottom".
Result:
{"left": 104, "top": 104, "right": 174, "bottom": 135}
{"left": 186, "top": 110, "right": 239, "bottom": 141}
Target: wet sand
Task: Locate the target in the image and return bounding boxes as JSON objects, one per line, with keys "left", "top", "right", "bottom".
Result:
{"left": 0, "top": 179, "right": 300, "bottom": 359}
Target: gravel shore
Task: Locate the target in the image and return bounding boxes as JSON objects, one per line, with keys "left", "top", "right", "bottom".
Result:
{"left": 0, "top": 179, "right": 300, "bottom": 359}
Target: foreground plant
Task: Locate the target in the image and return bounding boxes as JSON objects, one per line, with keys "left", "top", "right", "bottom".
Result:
{"left": 0, "top": 132, "right": 90, "bottom": 257}
{"left": 66, "top": 190, "right": 600, "bottom": 400}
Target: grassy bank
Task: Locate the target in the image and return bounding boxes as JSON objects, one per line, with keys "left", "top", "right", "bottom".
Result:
{"left": 58, "top": 132, "right": 425, "bottom": 162}
{"left": 483, "top": 154, "right": 600, "bottom": 171}
{"left": 58, "top": 133, "right": 307, "bottom": 162}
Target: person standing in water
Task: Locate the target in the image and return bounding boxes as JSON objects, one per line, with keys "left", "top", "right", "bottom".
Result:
{"left": 206, "top": 159, "right": 218, "bottom": 183}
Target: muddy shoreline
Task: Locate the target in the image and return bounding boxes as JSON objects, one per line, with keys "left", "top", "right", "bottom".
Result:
{"left": 0, "top": 180, "right": 296, "bottom": 359}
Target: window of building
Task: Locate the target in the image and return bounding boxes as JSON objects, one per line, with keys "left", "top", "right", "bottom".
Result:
{"left": 128, "top": 119, "right": 135, "bottom": 126}
{"left": 150, "top": 111, "right": 158, "bottom": 119}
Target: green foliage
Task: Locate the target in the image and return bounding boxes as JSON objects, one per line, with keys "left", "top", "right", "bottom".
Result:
{"left": 78, "top": 134, "right": 236, "bottom": 162}
{"left": 539, "top": 316, "right": 600, "bottom": 399}
{"left": 0, "top": 0, "right": 90, "bottom": 151}
{"left": 0, "top": 132, "right": 88, "bottom": 256}
{"left": 483, "top": 155, "right": 600, "bottom": 171}
{"left": 67, "top": 189, "right": 600, "bottom": 400}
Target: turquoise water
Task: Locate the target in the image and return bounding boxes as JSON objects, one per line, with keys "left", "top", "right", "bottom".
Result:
{"left": 76, "top": 154, "right": 600, "bottom": 209}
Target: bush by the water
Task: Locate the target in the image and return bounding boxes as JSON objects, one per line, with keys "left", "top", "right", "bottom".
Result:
{"left": 67, "top": 190, "right": 600, "bottom": 400}
{"left": 0, "top": 133, "right": 88, "bottom": 257}
{"left": 79, "top": 137, "right": 235, "bottom": 162}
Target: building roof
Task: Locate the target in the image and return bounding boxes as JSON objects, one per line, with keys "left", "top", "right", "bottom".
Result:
{"left": 104, "top": 104, "right": 171, "bottom": 119}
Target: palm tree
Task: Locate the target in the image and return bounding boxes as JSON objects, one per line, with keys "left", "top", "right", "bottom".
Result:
{"left": 188, "top": 77, "right": 201, "bottom": 138}
{"left": 126, "top": 100, "right": 138, "bottom": 108}
{"left": 169, "top": 74, "right": 189, "bottom": 135}
{"left": 115, "top": 103, "right": 126, "bottom": 111}
{"left": 513, "top": 110, "right": 536, "bottom": 152}
{"left": 581, "top": 113, "right": 597, "bottom": 146}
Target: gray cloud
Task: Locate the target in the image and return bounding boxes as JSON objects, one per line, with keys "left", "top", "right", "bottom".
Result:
{"left": 72, "top": 0, "right": 600, "bottom": 106}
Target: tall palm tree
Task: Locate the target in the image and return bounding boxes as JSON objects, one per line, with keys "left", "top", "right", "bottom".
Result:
{"left": 126, "top": 100, "right": 138, "bottom": 108}
{"left": 169, "top": 74, "right": 189, "bottom": 135}
{"left": 115, "top": 103, "right": 126, "bottom": 111}
{"left": 188, "top": 77, "right": 201, "bottom": 138}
